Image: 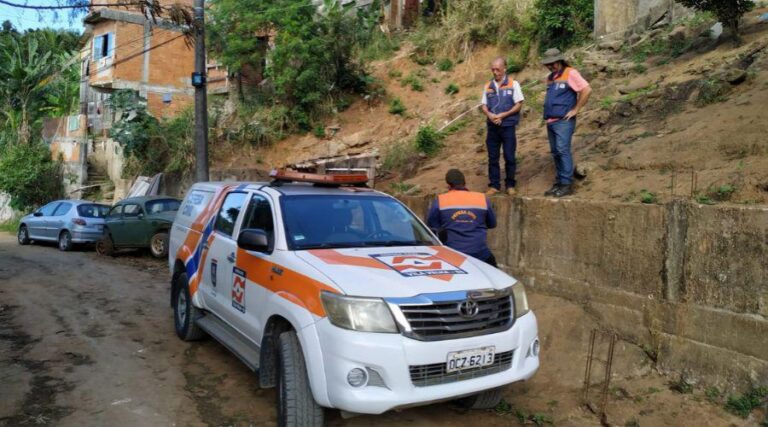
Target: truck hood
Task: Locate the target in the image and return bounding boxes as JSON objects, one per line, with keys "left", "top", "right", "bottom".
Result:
{"left": 295, "top": 246, "right": 516, "bottom": 298}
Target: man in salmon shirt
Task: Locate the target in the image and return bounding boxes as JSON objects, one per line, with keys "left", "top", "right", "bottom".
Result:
{"left": 427, "top": 169, "right": 499, "bottom": 267}
{"left": 541, "top": 48, "right": 592, "bottom": 197}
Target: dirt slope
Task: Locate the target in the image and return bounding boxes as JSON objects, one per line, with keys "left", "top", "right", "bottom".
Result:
{"left": 214, "top": 8, "right": 768, "bottom": 206}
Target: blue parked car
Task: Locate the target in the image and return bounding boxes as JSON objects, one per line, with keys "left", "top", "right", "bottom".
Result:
{"left": 17, "top": 200, "right": 110, "bottom": 251}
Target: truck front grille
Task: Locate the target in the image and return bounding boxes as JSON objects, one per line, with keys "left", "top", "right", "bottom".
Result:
{"left": 398, "top": 294, "right": 513, "bottom": 341}
{"left": 409, "top": 350, "right": 514, "bottom": 387}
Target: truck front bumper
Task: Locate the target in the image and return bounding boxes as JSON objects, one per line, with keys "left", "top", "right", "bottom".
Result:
{"left": 314, "top": 311, "right": 539, "bottom": 414}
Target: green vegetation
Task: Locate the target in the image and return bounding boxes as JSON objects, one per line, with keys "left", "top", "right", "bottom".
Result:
{"left": 381, "top": 139, "right": 418, "bottom": 171}
{"left": 705, "top": 386, "right": 721, "bottom": 402}
{"left": 388, "top": 98, "right": 407, "bottom": 115}
{"left": 725, "top": 386, "right": 768, "bottom": 418}
{"left": 387, "top": 68, "right": 402, "bottom": 79}
{"left": 389, "top": 181, "right": 419, "bottom": 195}
{"left": 414, "top": 125, "right": 443, "bottom": 155}
{"left": 109, "top": 91, "right": 197, "bottom": 177}
{"left": 697, "top": 79, "right": 730, "bottom": 105}
{"left": 401, "top": 72, "right": 425, "bottom": 91}
{"left": 209, "top": 0, "right": 380, "bottom": 130}
{"left": 0, "top": 216, "right": 20, "bottom": 234}
{"left": 639, "top": 190, "right": 657, "bottom": 204}
{"left": 436, "top": 58, "right": 454, "bottom": 72}
{"left": 677, "top": 0, "right": 754, "bottom": 39}
{"left": 444, "top": 83, "right": 460, "bottom": 95}
{"left": 0, "top": 142, "right": 63, "bottom": 211}
{"left": 313, "top": 125, "right": 326, "bottom": 138}
{"left": 533, "top": 0, "right": 593, "bottom": 51}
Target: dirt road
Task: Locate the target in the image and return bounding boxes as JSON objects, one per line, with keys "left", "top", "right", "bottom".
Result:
{"left": 0, "top": 233, "right": 750, "bottom": 426}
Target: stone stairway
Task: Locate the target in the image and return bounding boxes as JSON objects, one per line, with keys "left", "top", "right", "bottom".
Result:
{"left": 82, "top": 160, "right": 115, "bottom": 203}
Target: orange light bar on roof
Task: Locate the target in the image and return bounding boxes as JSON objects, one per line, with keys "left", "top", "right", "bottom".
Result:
{"left": 270, "top": 169, "right": 369, "bottom": 185}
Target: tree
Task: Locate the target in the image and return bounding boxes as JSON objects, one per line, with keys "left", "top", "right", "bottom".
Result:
{"left": 0, "top": 142, "right": 63, "bottom": 210}
{"left": 676, "top": 0, "right": 754, "bottom": 40}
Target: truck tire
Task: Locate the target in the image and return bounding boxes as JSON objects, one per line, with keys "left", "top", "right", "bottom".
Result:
{"left": 149, "top": 232, "right": 169, "bottom": 258}
{"left": 58, "top": 230, "right": 73, "bottom": 251}
{"left": 173, "top": 272, "right": 206, "bottom": 341}
{"left": 277, "top": 331, "right": 324, "bottom": 427}
{"left": 456, "top": 387, "right": 504, "bottom": 409}
{"left": 18, "top": 225, "right": 30, "bottom": 245}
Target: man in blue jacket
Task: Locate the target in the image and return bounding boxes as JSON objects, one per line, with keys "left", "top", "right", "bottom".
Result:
{"left": 481, "top": 57, "right": 525, "bottom": 197}
{"left": 427, "top": 169, "right": 499, "bottom": 267}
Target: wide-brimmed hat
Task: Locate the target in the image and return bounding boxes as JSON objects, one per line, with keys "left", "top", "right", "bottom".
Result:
{"left": 540, "top": 48, "right": 565, "bottom": 65}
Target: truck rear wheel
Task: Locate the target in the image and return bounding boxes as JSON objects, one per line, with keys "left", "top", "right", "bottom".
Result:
{"left": 173, "top": 272, "right": 205, "bottom": 341}
{"left": 277, "top": 331, "right": 324, "bottom": 427}
{"left": 456, "top": 387, "right": 504, "bottom": 409}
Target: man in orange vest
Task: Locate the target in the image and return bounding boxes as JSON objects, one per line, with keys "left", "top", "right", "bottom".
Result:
{"left": 541, "top": 48, "right": 592, "bottom": 197}
{"left": 427, "top": 169, "right": 499, "bottom": 267}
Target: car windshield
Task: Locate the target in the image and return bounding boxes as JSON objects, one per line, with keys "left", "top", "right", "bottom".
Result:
{"left": 145, "top": 199, "right": 180, "bottom": 214}
{"left": 282, "top": 195, "right": 438, "bottom": 250}
{"left": 77, "top": 204, "right": 110, "bottom": 218}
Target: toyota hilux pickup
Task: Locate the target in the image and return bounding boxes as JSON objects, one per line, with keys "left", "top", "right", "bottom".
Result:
{"left": 168, "top": 170, "right": 539, "bottom": 426}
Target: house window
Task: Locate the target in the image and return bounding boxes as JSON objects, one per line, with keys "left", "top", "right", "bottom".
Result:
{"left": 162, "top": 93, "right": 172, "bottom": 104}
{"left": 93, "top": 32, "right": 114, "bottom": 60}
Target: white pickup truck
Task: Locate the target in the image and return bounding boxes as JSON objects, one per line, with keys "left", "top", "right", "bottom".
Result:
{"left": 169, "top": 171, "right": 539, "bottom": 426}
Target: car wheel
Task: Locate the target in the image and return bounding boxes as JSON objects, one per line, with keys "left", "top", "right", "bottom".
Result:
{"left": 173, "top": 272, "right": 206, "bottom": 341}
{"left": 277, "top": 331, "right": 324, "bottom": 427}
{"left": 58, "top": 230, "right": 73, "bottom": 251}
{"left": 17, "top": 225, "right": 30, "bottom": 245}
{"left": 455, "top": 387, "right": 504, "bottom": 410}
{"left": 149, "top": 232, "right": 169, "bottom": 258}
{"left": 96, "top": 234, "right": 115, "bottom": 257}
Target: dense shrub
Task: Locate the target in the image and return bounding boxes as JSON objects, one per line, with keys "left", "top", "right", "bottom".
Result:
{"left": 533, "top": 0, "right": 593, "bottom": 51}
{"left": 0, "top": 142, "right": 62, "bottom": 210}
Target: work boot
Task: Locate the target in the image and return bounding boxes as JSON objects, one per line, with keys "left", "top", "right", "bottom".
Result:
{"left": 552, "top": 184, "right": 573, "bottom": 198}
{"left": 485, "top": 187, "right": 500, "bottom": 196}
{"left": 506, "top": 187, "right": 517, "bottom": 196}
{"left": 544, "top": 184, "right": 560, "bottom": 196}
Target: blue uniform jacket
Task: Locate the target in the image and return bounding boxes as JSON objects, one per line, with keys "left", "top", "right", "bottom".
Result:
{"left": 426, "top": 188, "right": 497, "bottom": 260}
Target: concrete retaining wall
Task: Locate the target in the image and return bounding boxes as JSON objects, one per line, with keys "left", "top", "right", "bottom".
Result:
{"left": 402, "top": 196, "right": 768, "bottom": 390}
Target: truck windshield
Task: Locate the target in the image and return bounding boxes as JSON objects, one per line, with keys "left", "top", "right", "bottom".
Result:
{"left": 282, "top": 195, "right": 438, "bottom": 250}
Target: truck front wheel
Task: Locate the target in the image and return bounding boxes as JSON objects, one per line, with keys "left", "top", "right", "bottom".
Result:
{"left": 173, "top": 272, "right": 205, "bottom": 341}
{"left": 277, "top": 330, "right": 324, "bottom": 427}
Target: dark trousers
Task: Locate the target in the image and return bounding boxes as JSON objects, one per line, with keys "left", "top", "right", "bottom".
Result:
{"left": 486, "top": 124, "right": 517, "bottom": 190}
{"left": 483, "top": 253, "right": 498, "bottom": 268}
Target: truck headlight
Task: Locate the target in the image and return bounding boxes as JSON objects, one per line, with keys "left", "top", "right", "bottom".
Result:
{"left": 512, "top": 283, "right": 529, "bottom": 318}
{"left": 320, "top": 292, "right": 398, "bottom": 333}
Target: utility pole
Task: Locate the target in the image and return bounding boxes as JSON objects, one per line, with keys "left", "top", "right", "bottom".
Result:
{"left": 192, "top": 0, "right": 209, "bottom": 182}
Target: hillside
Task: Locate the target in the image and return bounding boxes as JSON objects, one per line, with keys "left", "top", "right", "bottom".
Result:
{"left": 213, "top": 8, "right": 768, "bottom": 206}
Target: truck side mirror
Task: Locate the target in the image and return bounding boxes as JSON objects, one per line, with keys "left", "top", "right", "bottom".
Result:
{"left": 238, "top": 229, "right": 270, "bottom": 253}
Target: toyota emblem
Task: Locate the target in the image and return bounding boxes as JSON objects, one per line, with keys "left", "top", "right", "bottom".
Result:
{"left": 458, "top": 300, "right": 480, "bottom": 318}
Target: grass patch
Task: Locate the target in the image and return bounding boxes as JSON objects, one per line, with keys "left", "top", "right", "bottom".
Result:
{"left": 600, "top": 97, "right": 615, "bottom": 110}
{"left": 705, "top": 387, "right": 721, "bottom": 403}
{"left": 387, "top": 68, "right": 402, "bottom": 79}
{"left": 414, "top": 125, "right": 444, "bottom": 156}
{"left": 401, "top": 73, "right": 425, "bottom": 92}
{"left": 697, "top": 79, "right": 729, "bottom": 106}
{"left": 640, "top": 189, "right": 657, "bottom": 204}
{"left": 695, "top": 194, "right": 715, "bottom": 205}
{"left": 381, "top": 140, "right": 418, "bottom": 171}
{"left": 444, "top": 83, "right": 460, "bottom": 95}
{"left": 437, "top": 58, "right": 454, "bottom": 72}
{"left": 0, "top": 217, "right": 20, "bottom": 234}
{"left": 442, "top": 119, "right": 468, "bottom": 135}
{"left": 725, "top": 387, "right": 768, "bottom": 418}
{"left": 388, "top": 98, "right": 407, "bottom": 116}
{"left": 313, "top": 125, "right": 326, "bottom": 138}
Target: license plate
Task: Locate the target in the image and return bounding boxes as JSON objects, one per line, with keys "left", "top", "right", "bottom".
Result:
{"left": 446, "top": 346, "right": 495, "bottom": 373}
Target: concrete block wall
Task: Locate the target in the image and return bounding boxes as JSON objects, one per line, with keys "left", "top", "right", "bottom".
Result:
{"left": 401, "top": 196, "right": 768, "bottom": 390}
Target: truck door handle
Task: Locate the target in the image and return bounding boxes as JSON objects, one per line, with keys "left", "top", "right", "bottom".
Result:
{"left": 227, "top": 253, "right": 236, "bottom": 263}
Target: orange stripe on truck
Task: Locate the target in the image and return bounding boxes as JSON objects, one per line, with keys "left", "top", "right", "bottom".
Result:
{"left": 236, "top": 249, "right": 339, "bottom": 317}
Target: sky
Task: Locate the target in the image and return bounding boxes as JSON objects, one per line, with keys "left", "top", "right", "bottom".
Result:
{"left": 0, "top": 0, "right": 84, "bottom": 32}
